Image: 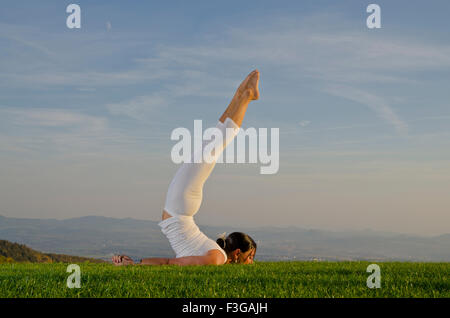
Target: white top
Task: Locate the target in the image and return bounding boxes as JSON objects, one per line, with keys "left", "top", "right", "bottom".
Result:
{"left": 158, "top": 215, "right": 228, "bottom": 264}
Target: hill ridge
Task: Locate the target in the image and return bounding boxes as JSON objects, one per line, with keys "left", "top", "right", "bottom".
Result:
{"left": 0, "top": 239, "right": 105, "bottom": 263}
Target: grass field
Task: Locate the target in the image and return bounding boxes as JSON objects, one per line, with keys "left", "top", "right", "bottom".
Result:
{"left": 0, "top": 261, "right": 448, "bottom": 298}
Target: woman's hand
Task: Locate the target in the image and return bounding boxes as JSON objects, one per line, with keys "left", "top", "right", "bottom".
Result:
{"left": 112, "top": 254, "right": 135, "bottom": 266}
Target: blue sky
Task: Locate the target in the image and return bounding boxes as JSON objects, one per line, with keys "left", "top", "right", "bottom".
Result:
{"left": 1, "top": 1, "right": 449, "bottom": 235}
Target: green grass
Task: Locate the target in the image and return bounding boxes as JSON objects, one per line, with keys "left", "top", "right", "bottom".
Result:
{"left": 0, "top": 261, "right": 448, "bottom": 298}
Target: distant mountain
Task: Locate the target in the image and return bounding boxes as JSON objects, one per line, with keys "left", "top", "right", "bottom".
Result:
{"left": 0, "top": 215, "right": 449, "bottom": 262}
{"left": 0, "top": 239, "right": 105, "bottom": 263}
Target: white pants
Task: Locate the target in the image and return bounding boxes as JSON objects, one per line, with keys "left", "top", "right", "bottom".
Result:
{"left": 158, "top": 117, "right": 240, "bottom": 262}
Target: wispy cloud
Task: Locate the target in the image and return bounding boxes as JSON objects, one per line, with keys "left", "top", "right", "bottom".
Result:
{"left": 0, "top": 107, "right": 116, "bottom": 156}
{"left": 123, "top": 16, "right": 449, "bottom": 133}
{"left": 324, "top": 85, "right": 409, "bottom": 135}
{"left": 0, "top": 107, "right": 107, "bottom": 132}
{"left": 307, "top": 33, "right": 450, "bottom": 71}
{"left": 106, "top": 95, "right": 169, "bottom": 120}
{"left": 2, "top": 14, "right": 449, "bottom": 94}
{"left": 2, "top": 70, "right": 172, "bottom": 87}
{"left": 0, "top": 105, "right": 172, "bottom": 157}
{"left": 299, "top": 120, "right": 311, "bottom": 127}
{"left": 1, "top": 11, "right": 448, "bottom": 155}
{"left": 137, "top": 19, "right": 450, "bottom": 84}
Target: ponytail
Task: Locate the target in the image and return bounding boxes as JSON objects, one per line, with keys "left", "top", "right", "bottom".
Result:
{"left": 216, "top": 237, "right": 227, "bottom": 249}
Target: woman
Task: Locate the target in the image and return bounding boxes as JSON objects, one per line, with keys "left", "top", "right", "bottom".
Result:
{"left": 112, "top": 70, "right": 260, "bottom": 266}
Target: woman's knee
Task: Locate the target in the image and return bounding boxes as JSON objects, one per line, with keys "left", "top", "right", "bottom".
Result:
{"left": 162, "top": 210, "right": 172, "bottom": 220}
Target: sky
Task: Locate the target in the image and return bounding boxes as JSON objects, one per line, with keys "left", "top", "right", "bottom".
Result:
{"left": 0, "top": 0, "right": 449, "bottom": 236}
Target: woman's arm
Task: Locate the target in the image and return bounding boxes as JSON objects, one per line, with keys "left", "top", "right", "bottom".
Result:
{"left": 138, "top": 257, "right": 170, "bottom": 265}
{"left": 142, "top": 250, "right": 224, "bottom": 266}
{"left": 134, "top": 250, "right": 225, "bottom": 266}
{"left": 113, "top": 250, "right": 225, "bottom": 266}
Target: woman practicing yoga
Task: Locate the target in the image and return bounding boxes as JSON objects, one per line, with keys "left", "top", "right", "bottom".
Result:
{"left": 112, "top": 69, "right": 260, "bottom": 266}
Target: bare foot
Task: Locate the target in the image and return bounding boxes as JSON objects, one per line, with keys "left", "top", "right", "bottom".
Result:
{"left": 219, "top": 69, "right": 261, "bottom": 125}
{"left": 112, "top": 254, "right": 134, "bottom": 266}
{"left": 234, "top": 69, "right": 260, "bottom": 102}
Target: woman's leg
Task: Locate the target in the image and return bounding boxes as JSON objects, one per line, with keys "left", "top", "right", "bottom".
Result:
{"left": 162, "top": 70, "right": 260, "bottom": 220}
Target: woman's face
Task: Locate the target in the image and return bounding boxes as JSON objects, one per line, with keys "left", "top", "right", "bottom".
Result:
{"left": 238, "top": 248, "right": 255, "bottom": 264}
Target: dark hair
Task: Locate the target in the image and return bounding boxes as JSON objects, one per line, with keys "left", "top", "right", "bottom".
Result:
{"left": 216, "top": 232, "right": 257, "bottom": 255}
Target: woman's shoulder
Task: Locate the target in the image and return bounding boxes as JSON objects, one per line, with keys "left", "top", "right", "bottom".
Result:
{"left": 206, "top": 249, "right": 227, "bottom": 265}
